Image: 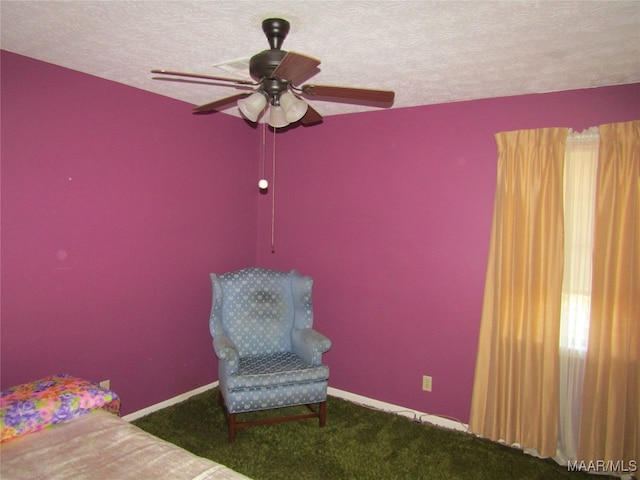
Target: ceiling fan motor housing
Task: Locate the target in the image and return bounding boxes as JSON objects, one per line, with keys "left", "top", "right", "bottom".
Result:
{"left": 249, "top": 49, "right": 287, "bottom": 81}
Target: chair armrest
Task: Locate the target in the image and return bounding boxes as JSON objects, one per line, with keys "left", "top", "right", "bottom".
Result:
{"left": 213, "top": 335, "right": 239, "bottom": 374}
{"left": 292, "top": 328, "right": 332, "bottom": 365}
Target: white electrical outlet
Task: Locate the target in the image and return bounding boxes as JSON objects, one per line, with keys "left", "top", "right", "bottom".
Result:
{"left": 99, "top": 380, "right": 110, "bottom": 390}
{"left": 422, "top": 375, "right": 432, "bottom": 392}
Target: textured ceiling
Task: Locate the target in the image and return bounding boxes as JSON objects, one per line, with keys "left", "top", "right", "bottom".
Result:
{"left": 2, "top": 0, "right": 639, "bottom": 120}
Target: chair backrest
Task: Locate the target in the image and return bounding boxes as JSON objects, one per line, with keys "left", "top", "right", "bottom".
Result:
{"left": 210, "top": 267, "right": 314, "bottom": 357}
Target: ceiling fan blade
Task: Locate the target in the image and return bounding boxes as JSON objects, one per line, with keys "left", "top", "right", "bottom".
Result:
{"left": 301, "top": 84, "right": 395, "bottom": 106}
{"left": 151, "top": 69, "right": 257, "bottom": 86}
{"left": 193, "top": 93, "right": 250, "bottom": 114}
{"left": 272, "top": 52, "right": 321, "bottom": 85}
{"left": 152, "top": 76, "right": 256, "bottom": 91}
{"left": 300, "top": 104, "right": 323, "bottom": 125}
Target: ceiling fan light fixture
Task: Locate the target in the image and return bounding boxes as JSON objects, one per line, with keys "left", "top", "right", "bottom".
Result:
{"left": 237, "top": 91, "right": 268, "bottom": 122}
{"left": 268, "top": 105, "right": 289, "bottom": 128}
{"left": 280, "top": 92, "right": 308, "bottom": 123}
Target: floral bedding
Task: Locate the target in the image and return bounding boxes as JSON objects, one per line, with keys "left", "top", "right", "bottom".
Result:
{"left": 0, "top": 373, "right": 120, "bottom": 442}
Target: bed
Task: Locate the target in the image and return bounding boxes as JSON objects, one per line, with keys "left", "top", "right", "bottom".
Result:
{"left": 0, "top": 374, "right": 250, "bottom": 480}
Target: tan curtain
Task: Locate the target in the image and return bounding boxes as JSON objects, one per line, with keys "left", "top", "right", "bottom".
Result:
{"left": 469, "top": 127, "right": 567, "bottom": 457}
{"left": 578, "top": 120, "right": 640, "bottom": 464}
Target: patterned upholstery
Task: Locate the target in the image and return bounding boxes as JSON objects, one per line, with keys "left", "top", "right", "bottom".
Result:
{"left": 209, "top": 268, "right": 332, "bottom": 441}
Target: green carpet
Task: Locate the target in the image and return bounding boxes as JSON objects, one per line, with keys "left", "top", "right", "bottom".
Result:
{"left": 132, "top": 388, "right": 603, "bottom": 480}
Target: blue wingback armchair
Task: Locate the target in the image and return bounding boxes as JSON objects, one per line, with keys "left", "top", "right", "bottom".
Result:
{"left": 209, "top": 267, "right": 332, "bottom": 442}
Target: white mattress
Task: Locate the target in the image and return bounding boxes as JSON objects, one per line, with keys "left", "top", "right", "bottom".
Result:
{"left": 0, "top": 409, "right": 250, "bottom": 480}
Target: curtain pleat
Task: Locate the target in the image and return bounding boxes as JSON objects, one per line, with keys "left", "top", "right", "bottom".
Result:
{"left": 578, "top": 120, "right": 640, "bottom": 464}
{"left": 469, "top": 128, "right": 567, "bottom": 457}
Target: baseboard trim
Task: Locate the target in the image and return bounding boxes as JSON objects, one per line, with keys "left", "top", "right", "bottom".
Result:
{"left": 123, "top": 382, "right": 468, "bottom": 433}
{"left": 122, "top": 381, "right": 219, "bottom": 422}
{"left": 327, "top": 387, "right": 468, "bottom": 432}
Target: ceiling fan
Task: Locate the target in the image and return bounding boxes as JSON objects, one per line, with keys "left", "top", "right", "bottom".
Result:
{"left": 151, "top": 18, "right": 395, "bottom": 127}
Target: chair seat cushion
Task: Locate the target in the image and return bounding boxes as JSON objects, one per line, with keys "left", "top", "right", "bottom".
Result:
{"left": 226, "top": 352, "right": 329, "bottom": 392}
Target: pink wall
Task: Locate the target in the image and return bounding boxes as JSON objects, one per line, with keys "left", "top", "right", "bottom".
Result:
{"left": 2, "top": 50, "right": 638, "bottom": 420}
{"left": 1, "top": 51, "right": 258, "bottom": 414}
{"left": 257, "top": 84, "right": 640, "bottom": 423}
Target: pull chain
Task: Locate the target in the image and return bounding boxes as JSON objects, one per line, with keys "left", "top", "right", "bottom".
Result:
{"left": 271, "top": 125, "right": 277, "bottom": 252}
{"left": 261, "top": 120, "right": 266, "bottom": 181}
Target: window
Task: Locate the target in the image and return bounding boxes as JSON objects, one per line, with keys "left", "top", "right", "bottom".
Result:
{"left": 559, "top": 128, "right": 599, "bottom": 353}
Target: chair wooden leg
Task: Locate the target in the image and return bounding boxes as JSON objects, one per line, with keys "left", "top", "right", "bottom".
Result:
{"left": 228, "top": 412, "right": 236, "bottom": 443}
{"left": 218, "top": 390, "right": 236, "bottom": 443}
{"left": 319, "top": 400, "right": 327, "bottom": 428}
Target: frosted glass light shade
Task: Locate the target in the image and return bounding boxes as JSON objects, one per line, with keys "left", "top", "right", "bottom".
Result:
{"left": 279, "top": 92, "right": 308, "bottom": 123}
{"left": 238, "top": 92, "right": 267, "bottom": 122}
{"left": 268, "top": 106, "right": 289, "bottom": 128}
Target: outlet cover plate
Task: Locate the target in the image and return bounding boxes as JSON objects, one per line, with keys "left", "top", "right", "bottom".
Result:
{"left": 422, "top": 375, "right": 432, "bottom": 392}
